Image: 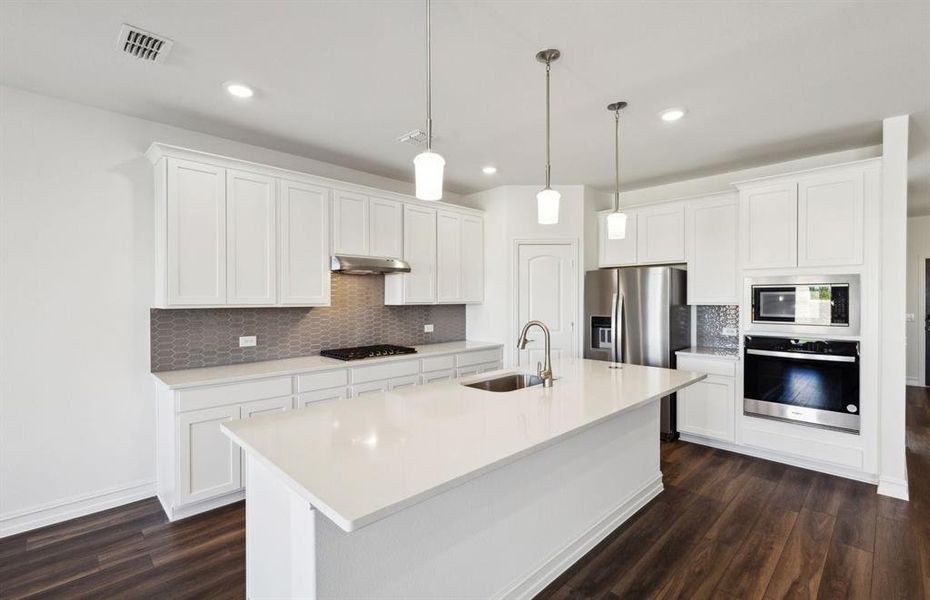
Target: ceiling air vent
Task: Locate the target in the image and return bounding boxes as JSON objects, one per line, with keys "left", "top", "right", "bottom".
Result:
{"left": 396, "top": 129, "right": 428, "bottom": 146}
{"left": 116, "top": 24, "right": 174, "bottom": 64}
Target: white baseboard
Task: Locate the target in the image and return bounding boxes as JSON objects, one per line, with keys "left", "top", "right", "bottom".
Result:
{"left": 159, "top": 490, "right": 244, "bottom": 522}
{"left": 0, "top": 479, "right": 156, "bottom": 539}
{"left": 877, "top": 476, "right": 910, "bottom": 500}
{"left": 679, "top": 433, "right": 879, "bottom": 485}
{"left": 500, "top": 473, "right": 664, "bottom": 600}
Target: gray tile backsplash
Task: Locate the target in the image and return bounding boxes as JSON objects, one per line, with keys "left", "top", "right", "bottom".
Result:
{"left": 151, "top": 274, "right": 466, "bottom": 371}
{"left": 695, "top": 305, "right": 740, "bottom": 349}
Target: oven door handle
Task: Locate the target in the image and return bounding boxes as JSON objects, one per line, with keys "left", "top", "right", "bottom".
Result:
{"left": 745, "top": 349, "right": 857, "bottom": 363}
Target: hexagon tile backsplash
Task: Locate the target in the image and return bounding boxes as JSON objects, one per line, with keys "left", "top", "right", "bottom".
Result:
{"left": 150, "top": 274, "right": 466, "bottom": 372}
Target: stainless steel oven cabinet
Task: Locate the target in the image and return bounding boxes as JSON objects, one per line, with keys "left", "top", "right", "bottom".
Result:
{"left": 743, "top": 335, "right": 860, "bottom": 433}
{"left": 744, "top": 274, "right": 860, "bottom": 336}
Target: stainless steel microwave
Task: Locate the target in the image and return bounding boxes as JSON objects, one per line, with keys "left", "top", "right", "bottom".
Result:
{"left": 744, "top": 275, "right": 860, "bottom": 336}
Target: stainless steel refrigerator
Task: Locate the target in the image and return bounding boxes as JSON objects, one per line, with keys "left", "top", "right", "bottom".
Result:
{"left": 584, "top": 266, "right": 691, "bottom": 440}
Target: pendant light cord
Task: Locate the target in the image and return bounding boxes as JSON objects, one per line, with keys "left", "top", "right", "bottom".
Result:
{"left": 545, "top": 58, "right": 551, "bottom": 189}
{"left": 425, "top": 0, "right": 432, "bottom": 152}
{"left": 614, "top": 108, "right": 621, "bottom": 212}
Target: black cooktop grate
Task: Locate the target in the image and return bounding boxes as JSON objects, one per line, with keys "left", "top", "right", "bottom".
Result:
{"left": 320, "top": 344, "right": 418, "bottom": 361}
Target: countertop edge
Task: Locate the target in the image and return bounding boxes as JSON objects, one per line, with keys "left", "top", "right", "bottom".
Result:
{"left": 675, "top": 347, "right": 740, "bottom": 361}
{"left": 152, "top": 341, "right": 505, "bottom": 389}
{"left": 222, "top": 370, "right": 707, "bottom": 533}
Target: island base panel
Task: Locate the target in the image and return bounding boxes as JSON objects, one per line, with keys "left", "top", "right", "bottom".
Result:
{"left": 245, "top": 400, "right": 662, "bottom": 599}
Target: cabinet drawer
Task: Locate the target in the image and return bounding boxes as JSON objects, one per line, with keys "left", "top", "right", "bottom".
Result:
{"left": 421, "top": 355, "right": 455, "bottom": 372}
{"left": 677, "top": 355, "right": 737, "bottom": 377}
{"left": 456, "top": 362, "right": 500, "bottom": 378}
{"left": 177, "top": 377, "right": 292, "bottom": 412}
{"left": 351, "top": 360, "right": 419, "bottom": 384}
{"left": 296, "top": 369, "right": 348, "bottom": 392}
{"left": 456, "top": 348, "right": 503, "bottom": 368}
{"left": 421, "top": 369, "right": 454, "bottom": 384}
{"left": 296, "top": 387, "right": 347, "bottom": 408}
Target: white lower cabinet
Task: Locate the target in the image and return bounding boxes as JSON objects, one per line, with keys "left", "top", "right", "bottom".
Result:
{"left": 676, "top": 354, "right": 738, "bottom": 444}
{"left": 178, "top": 405, "right": 242, "bottom": 505}
{"left": 156, "top": 345, "right": 503, "bottom": 521}
{"left": 677, "top": 375, "right": 736, "bottom": 442}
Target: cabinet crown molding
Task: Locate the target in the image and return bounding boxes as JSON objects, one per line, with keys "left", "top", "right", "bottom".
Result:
{"left": 732, "top": 157, "right": 881, "bottom": 189}
{"left": 145, "top": 142, "right": 483, "bottom": 216}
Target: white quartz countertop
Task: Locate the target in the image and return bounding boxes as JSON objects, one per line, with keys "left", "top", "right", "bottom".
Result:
{"left": 222, "top": 358, "right": 706, "bottom": 532}
{"left": 151, "top": 340, "right": 503, "bottom": 389}
{"left": 676, "top": 346, "right": 740, "bottom": 360}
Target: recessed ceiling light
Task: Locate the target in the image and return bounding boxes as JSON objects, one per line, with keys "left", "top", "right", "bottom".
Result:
{"left": 660, "top": 108, "right": 686, "bottom": 122}
{"left": 482, "top": 166, "right": 498, "bottom": 175}
{"left": 225, "top": 82, "right": 254, "bottom": 98}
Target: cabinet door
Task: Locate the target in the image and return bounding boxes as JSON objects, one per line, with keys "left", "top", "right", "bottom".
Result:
{"left": 798, "top": 170, "right": 864, "bottom": 267}
{"left": 296, "top": 387, "right": 347, "bottom": 408}
{"left": 241, "top": 396, "right": 292, "bottom": 419}
{"left": 368, "top": 197, "right": 403, "bottom": 258}
{"left": 636, "top": 203, "right": 685, "bottom": 264}
{"left": 402, "top": 204, "right": 438, "bottom": 303}
{"left": 352, "top": 380, "right": 389, "bottom": 397}
{"left": 461, "top": 215, "right": 484, "bottom": 303}
{"left": 436, "top": 211, "right": 463, "bottom": 302}
{"left": 226, "top": 169, "right": 276, "bottom": 305}
{"left": 166, "top": 158, "right": 226, "bottom": 305}
{"left": 178, "top": 405, "right": 241, "bottom": 504}
{"left": 279, "top": 180, "right": 330, "bottom": 305}
{"left": 677, "top": 375, "right": 735, "bottom": 442}
{"left": 421, "top": 369, "right": 454, "bottom": 385}
{"left": 686, "top": 195, "right": 739, "bottom": 305}
{"left": 389, "top": 374, "right": 419, "bottom": 391}
{"left": 740, "top": 183, "right": 798, "bottom": 269}
{"left": 332, "top": 191, "right": 369, "bottom": 255}
{"left": 598, "top": 211, "right": 637, "bottom": 267}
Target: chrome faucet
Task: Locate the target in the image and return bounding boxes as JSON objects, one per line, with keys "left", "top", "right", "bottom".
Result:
{"left": 517, "top": 320, "right": 554, "bottom": 387}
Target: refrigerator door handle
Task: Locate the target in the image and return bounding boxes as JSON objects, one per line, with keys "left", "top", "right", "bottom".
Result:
{"left": 614, "top": 292, "right": 624, "bottom": 363}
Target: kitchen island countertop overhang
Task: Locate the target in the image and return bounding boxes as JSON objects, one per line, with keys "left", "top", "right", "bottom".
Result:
{"left": 222, "top": 358, "right": 706, "bottom": 533}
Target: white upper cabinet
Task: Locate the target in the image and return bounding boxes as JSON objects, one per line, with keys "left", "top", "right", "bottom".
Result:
{"left": 386, "top": 204, "right": 437, "bottom": 304}
{"left": 739, "top": 182, "right": 798, "bottom": 269}
{"left": 436, "top": 211, "right": 463, "bottom": 302}
{"left": 165, "top": 158, "right": 227, "bottom": 306}
{"left": 226, "top": 169, "right": 277, "bottom": 305}
{"left": 598, "top": 210, "right": 638, "bottom": 267}
{"left": 686, "top": 193, "right": 739, "bottom": 305}
{"left": 797, "top": 169, "right": 864, "bottom": 267}
{"left": 460, "top": 214, "right": 484, "bottom": 303}
{"left": 435, "top": 211, "right": 484, "bottom": 304}
{"left": 332, "top": 191, "right": 369, "bottom": 255}
{"left": 278, "top": 180, "right": 330, "bottom": 306}
{"left": 368, "top": 197, "right": 404, "bottom": 259}
{"left": 636, "top": 203, "right": 685, "bottom": 264}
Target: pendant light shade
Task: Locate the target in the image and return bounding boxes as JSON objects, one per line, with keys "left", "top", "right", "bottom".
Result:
{"left": 537, "top": 187, "right": 561, "bottom": 225}
{"left": 606, "top": 209, "right": 627, "bottom": 239}
{"left": 536, "top": 49, "right": 561, "bottom": 224}
{"left": 415, "top": 0, "right": 443, "bottom": 200}
{"left": 607, "top": 101, "right": 628, "bottom": 240}
{"left": 414, "top": 151, "right": 445, "bottom": 201}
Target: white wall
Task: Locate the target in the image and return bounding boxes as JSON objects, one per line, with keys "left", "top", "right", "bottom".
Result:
{"left": 463, "top": 185, "right": 586, "bottom": 367}
{"left": 0, "top": 85, "right": 445, "bottom": 536}
{"left": 906, "top": 214, "right": 930, "bottom": 386}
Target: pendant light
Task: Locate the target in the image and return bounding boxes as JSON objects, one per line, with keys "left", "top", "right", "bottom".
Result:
{"left": 536, "top": 49, "right": 561, "bottom": 224}
{"left": 606, "top": 101, "right": 628, "bottom": 239}
{"left": 414, "top": 0, "right": 444, "bottom": 200}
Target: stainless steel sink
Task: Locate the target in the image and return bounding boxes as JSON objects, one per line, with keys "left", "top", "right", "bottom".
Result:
{"left": 462, "top": 373, "right": 549, "bottom": 392}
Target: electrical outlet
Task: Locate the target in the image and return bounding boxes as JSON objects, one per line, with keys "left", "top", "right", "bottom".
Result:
{"left": 423, "top": 324, "right": 434, "bottom": 333}
{"left": 239, "top": 335, "right": 257, "bottom": 348}
{"left": 721, "top": 327, "right": 738, "bottom": 337}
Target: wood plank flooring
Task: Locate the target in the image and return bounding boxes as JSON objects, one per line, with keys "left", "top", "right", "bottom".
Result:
{"left": 1, "top": 386, "right": 928, "bottom": 599}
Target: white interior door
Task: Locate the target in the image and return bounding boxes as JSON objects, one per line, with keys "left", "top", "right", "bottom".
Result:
{"left": 516, "top": 243, "right": 577, "bottom": 370}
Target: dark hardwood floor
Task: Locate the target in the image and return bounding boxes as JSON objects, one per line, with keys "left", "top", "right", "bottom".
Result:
{"left": 2, "top": 387, "right": 928, "bottom": 599}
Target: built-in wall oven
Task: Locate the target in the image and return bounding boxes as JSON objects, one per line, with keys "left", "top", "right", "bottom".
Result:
{"left": 745, "top": 275, "right": 860, "bottom": 336}
{"left": 743, "top": 335, "right": 860, "bottom": 433}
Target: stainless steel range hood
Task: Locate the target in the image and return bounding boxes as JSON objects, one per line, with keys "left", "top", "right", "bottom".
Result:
{"left": 330, "top": 255, "right": 411, "bottom": 275}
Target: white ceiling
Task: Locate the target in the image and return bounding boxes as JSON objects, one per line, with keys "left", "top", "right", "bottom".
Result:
{"left": 2, "top": 1, "right": 928, "bottom": 213}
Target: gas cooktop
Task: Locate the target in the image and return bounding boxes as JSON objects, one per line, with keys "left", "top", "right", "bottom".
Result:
{"left": 320, "top": 344, "right": 418, "bottom": 361}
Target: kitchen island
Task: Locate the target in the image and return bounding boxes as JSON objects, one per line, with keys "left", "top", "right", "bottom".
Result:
{"left": 222, "top": 358, "right": 705, "bottom": 599}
